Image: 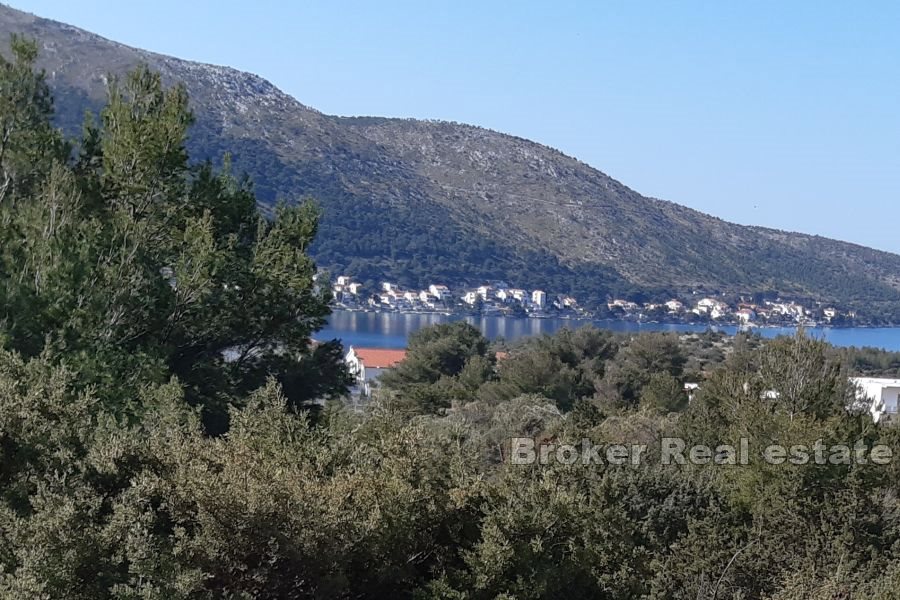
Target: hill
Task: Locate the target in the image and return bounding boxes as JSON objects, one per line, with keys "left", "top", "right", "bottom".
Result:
{"left": 2, "top": 3, "right": 899, "bottom": 316}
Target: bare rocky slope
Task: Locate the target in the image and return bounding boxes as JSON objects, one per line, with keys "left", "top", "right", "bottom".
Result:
{"left": 2, "top": 3, "right": 899, "bottom": 315}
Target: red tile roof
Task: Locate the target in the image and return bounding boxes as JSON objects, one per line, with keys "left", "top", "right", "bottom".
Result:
{"left": 354, "top": 347, "right": 407, "bottom": 369}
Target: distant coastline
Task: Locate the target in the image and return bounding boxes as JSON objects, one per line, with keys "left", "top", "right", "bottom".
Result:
{"left": 328, "top": 278, "right": 871, "bottom": 329}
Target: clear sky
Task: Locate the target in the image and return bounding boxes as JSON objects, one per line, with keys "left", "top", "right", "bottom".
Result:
{"left": 12, "top": 1, "right": 900, "bottom": 253}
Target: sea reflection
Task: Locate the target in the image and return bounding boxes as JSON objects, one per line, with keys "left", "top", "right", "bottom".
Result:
{"left": 315, "top": 310, "right": 900, "bottom": 351}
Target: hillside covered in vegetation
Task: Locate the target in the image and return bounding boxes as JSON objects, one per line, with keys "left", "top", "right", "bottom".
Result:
{"left": 3, "top": 4, "right": 900, "bottom": 318}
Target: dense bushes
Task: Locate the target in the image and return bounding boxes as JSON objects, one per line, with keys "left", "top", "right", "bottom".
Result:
{"left": 4, "top": 333, "right": 900, "bottom": 598}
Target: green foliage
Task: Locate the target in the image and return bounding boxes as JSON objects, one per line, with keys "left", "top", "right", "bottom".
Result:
{"left": 5, "top": 333, "right": 900, "bottom": 598}
{"left": 0, "top": 35, "right": 68, "bottom": 203}
{"left": 0, "top": 355, "right": 481, "bottom": 598}
{"left": 486, "top": 326, "right": 618, "bottom": 411}
{"left": 640, "top": 371, "right": 687, "bottom": 414}
{"left": 599, "top": 332, "right": 686, "bottom": 409}
{"left": 383, "top": 324, "right": 695, "bottom": 416}
{"left": 836, "top": 344, "right": 900, "bottom": 377}
{"left": 380, "top": 321, "right": 494, "bottom": 412}
{"left": 0, "top": 49, "right": 349, "bottom": 431}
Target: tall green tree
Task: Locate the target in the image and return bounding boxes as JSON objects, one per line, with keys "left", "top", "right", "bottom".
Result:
{"left": 380, "top": 321, "right": 493, "bottom": 412}
{"left": 599, "top": 332, "right": 686, "bottom": 409}
{"left": 0, "top": 36, "right": 67, "bottom": 204}
{"left": 0, "top": 45, "right": 348, "bottom": 431}
{"left": 485, "top": 326, "right": 618, "bottom": 410}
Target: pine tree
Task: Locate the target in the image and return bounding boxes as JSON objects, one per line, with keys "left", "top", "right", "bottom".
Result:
{"left": 0, "top": 43, "right": 348, "bottom": 431}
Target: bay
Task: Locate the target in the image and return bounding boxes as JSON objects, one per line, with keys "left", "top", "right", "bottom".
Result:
{"left": 316, "top": 310, "right": 900, "bottom": 352}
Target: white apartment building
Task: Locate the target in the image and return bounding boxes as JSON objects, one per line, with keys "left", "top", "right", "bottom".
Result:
{"left": 853, "top": 378, "right": 900, "bottom": 424}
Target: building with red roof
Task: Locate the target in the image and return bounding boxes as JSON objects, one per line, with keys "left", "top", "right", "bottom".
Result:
{"left": 345, "top": 346, "right": 408, "bottom": 397}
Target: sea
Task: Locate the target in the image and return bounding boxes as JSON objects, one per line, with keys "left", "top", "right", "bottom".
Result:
{"left": 316, "top": 310, "right": 900, "bottom": 352}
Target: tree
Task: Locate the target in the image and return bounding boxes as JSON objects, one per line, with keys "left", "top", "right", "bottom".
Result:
{"left": 756, "top": 331, "right": 854, "bottom": 422}
{"left": 640, "top": 371, "right": 687, "bottom": 414}
{"left": 0, "top": 49, "right": 348, "bottom": 431}
{"left": 0, "top": 352, "right": 482, "bottom": 598}
{"left": 599, "top": 332, "right": 685, "bottom": 409}
{"left": 0, "top": 35, "right": 67, "bottom": 204}
{"left": 380, "top": 321, "right": 493, "bottom": 412}
{"left": 487, "top": 326, "right": 619, "bottom": 411}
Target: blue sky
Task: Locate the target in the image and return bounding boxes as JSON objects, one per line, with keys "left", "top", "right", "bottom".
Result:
{"left": 14, "top": 1, "right": 900, "bottom": 252}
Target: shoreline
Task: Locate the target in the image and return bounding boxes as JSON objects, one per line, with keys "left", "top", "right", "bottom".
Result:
{"left": 328, "top": 306, "right": 896, "bottom": 331}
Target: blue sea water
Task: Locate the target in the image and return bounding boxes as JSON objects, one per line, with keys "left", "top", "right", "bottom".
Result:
{"left": 316, "top": 310, "right": 900, "bottom": 352}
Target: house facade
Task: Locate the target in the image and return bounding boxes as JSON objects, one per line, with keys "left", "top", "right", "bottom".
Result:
{"left": 736, "top": 308, "right": 756, "bottom": 323}
{"left": 665, "top": 300, "right": 684, "bottom": 313}
{"left": 428, "top": 284, "right": 450, "bottom": 300}
{"left": 345, "top": 346, "right": 408, "bottom": 398}
{"left": 852, "top": 377, "right": 900, "bottom": 424}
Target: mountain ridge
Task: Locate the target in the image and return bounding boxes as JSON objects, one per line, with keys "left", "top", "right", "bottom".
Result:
{"left": 2, "top": 3, "right": 899, "bottom": 317}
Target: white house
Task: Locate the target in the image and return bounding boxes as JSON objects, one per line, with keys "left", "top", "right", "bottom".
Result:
{"left": 710, "top": 305, "right": 730, "bottom": 320}
{"left": 429, "top": 284, "right": 450, "bottom": 300}
{"left": 852, "top": 377, "right": 900, "bottom": 424}
{"left": 347, "top": 282, "right": 362, "bottom": 295}
{"left": 665, "top": 300, "right": 684, "bottom": 313}
{"left": 684, "top": 382, "right": 700, "bottom": 402}
{"left": 463, "top": 291, "right": 480, "bottom": 305}
{"left": 477, "top": 285, "right": 492, "bottom": 300}
{"left": 531, "top": 290, "right": 547, "bottom": 308}
{"left": 768, "top": 301, "right": 806, "bottom": 318}
{"left": 695, "top": 298, "right": 729, "bottom": 319}
{"left": 336, "top": 275, "right": 352, "bottom": 286}
{"left": 736, "top": 308, "right": 756, "bottom": 323}
{"left": 608, "top": 299, "right": 639, "bottom": 311}
{"left": 345, "top": 346, "right": 408, "bottom": 398}
{"left": 696, "top": 298, "right": 718, "bottom": 312}
{"left": 696, "top": 298, "right": 729, "bottom": 315}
